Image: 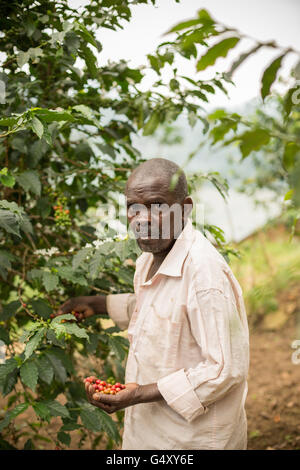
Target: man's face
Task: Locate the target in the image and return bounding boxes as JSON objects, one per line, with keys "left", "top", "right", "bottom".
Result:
{"left": 125, "top": 175, "right": 189, "bottom": 254}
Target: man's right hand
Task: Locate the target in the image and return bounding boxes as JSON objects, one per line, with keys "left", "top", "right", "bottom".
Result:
{"left": 52, "top": 296, "right": 107, "bottom": 321}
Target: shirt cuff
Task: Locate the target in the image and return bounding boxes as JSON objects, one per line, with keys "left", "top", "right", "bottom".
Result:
{"left": 106, "top": 293, "right": 136, "bottom": 330}
{"left": 157, "top": 368, "right": 208, "bottom": 422}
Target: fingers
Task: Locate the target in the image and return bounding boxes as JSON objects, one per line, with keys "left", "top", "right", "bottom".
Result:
{"left": 85, "top": 385, "right": 116, "bottom": 413}
{"left": 56, "top": 299, "right": 74, "bottom": 316}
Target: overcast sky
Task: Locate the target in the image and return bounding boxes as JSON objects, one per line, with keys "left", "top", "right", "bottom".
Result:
{"left": 70, "top": 0, "right": 300, "bottom": 108}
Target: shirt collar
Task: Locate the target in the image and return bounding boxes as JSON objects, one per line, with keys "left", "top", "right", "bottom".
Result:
{"left": 141, "top": 218, "right": 195, "bottom": 285}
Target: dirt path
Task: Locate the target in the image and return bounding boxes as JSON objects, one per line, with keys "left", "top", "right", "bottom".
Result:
{"left": 246, "top": 316, "right": 300, "bottom": 450}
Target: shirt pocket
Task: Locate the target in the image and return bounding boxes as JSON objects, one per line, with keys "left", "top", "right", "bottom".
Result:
{"left": 136, "top": 303, "right": 181, "bottom": 372}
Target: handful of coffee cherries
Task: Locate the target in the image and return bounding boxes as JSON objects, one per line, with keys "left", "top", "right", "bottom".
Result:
{"left": 84, "top": 376, "right": 126, "bottom": 395}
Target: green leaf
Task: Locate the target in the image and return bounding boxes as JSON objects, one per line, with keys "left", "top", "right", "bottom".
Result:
{"left": 80, "top": 404, "right": 103, "bottom": 432}
{"left": 80, "top": 45, "right": 98, "bottom": 78}
{"left": 72, "top": 247, "right": 91, "bottom": 269}
{"left": 24, "top": 327, "right": 46, "bottom": 360}
{"left": 0, "top": 358, "right": 18, "bottom": 384}
{"left": 42, "top": 271, "right": 59, "bottom": 292}
{"left": 20, "top": 361, "right": 38, "bottom": 391}
{"left": 96, "top": 408, "right": 121, "bottom": 444}
{"left": 37, "top": 355, "right": 54, "bottom": 384}
{"left": 226, "top": 44, "right": 262, "bottom": 79}
{"left": 0, "top": 403, "right": 29, "bottom": 432}
{"left": 283, "top": 142, "right": 300, "bottom": 171}
{"left": 165, "top": 9, "right": 213, "bottom": 34}
{"left": 0, "top": 326, "right": 10, "bottom": 345}
{"left": 0, "top": 250, "right": 16, "bottom": 280}
{"left": 42, "top": 400, "right": 70, "bottom": 418}
{"left": 31, "top": 116, "right": 44, "bottom": 139}
{"left": 283, "top": 84, "right": 300, "bottom": 118}
{"left": 30, "top": 299, "right": 52, "bottom": 319}
{"left": 0, "top": 301, "right": 21, "bottom": 321}
{"left": 107, "top": 335, "right": 127, "bottom": 361}
{"left": 72, "top": 104, "right": 94, "bottom": 120}
{"left": 32, "top": 402, "right": 51, "bottom": 422}
{"left": 17, "top": 51, "right": 30, "bottom": 68}
{"left": 197, "top": 37, "right": 240, "bottom": 71}
{"left": 0, "top": 174, "right": 15, "bottom": 187}
{"left": 16, "top": 170, "right": 41, "bottom": 196}
{"left": 0, "top": 209, "right": 20, "bottom": 237}
{"left": 236, "top": 129, "right": 270, "bottom": 158}
{"left": 34, "top": 108, "right": 75, "bottom": 123}
{"left": 45, "top": 351, "right": 67, "bottom": 383}
{"left": 143, "top": 111, "right": 160, "bottom": 136}
{"left": 57, "top": 431, "right": 71, "bottom": 446}
{"left": 284, "top": 189, "right": 294, "bottom": 201}
{"left": 63, "top": 322, "right": 89, "bottom": 340}
{"left": 261, "top": 54, "right": 285, "bottom": 100}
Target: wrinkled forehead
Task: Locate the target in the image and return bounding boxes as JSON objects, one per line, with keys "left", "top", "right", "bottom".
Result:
{"left": 125, "top": 174, "right": 175, "bottom": 200}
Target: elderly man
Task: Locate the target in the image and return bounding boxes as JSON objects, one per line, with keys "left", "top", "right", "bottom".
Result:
{"left": 57, "top": 158, "right": 249, "bottom": 450}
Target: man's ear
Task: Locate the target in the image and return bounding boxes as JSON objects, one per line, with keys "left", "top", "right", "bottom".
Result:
{"left": 182, "top": 196, "right": 193, "bottom": 220}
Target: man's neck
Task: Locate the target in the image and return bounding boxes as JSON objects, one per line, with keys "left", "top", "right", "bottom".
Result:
{"left": 152, "top": 239, "right": 176, "bottom": 266}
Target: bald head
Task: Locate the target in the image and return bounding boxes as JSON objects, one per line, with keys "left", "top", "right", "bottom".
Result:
{"left": 126, "top": 158, "right": 188, "bottom": 202}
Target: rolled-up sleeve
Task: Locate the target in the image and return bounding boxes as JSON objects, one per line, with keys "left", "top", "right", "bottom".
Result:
{"left": 157, "top": 287, "right": 249, "bottom": 422}
{"left": 106, "top": 293, "right": 136, "bottom": 330}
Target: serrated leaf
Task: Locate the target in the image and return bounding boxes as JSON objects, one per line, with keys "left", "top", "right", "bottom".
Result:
{"left": 0, "top": 209, "right": 20, "bottom": 237}
{"left": 42, "top": 400, "right": 70, "bottom": 418}
{"left": 80, "top": 405, "right": 102, "bottom": 432}
{"left": 89, "top": 250, "right": 105, "bottom": 280}
{"left": 16, "top": 170, "right": 41, "bottom": 196}
{"left": 107, "top": 335, "right": 127, "bottom": 361}
{"left": 63, "top": 322, "right": 89, "bottom": 340}
{"left": 45, "top": 352, "right": 67, "bottom": 383}
{"left": 261, "top": 54, "right": 285, "bottom": 100}
{"left": 0, "top": 403, "right": 29, "bottom": 432}
{"left": 226, "top": 44, "right": 262, "bottom": 79}
{"left": 20, "top": 360, "right": 38, "bottom": 390}
{"left": 32, "top": 402, "right": 51, "bottom": 421}
{"left": 80, "top": 45, "right": 98, "bottom": 78}
{"left": 31, "top": 116, "right": 44, "bottom": 138}
{"left": 37, "top": 355, "right": 54, "bottom": 384}
{"left": 0, "top": 358, "right": 18, "bottom": 384}
{"left": 72, "top": 247, "right": 91, "bottom": 269}
{"left": 42, "top": 271, "right": 59, "bottom": 292}
{"left": 197, "top": 37, "right": 240, "bottom": 71}
{"left": 96, "top": 408, "right": 120, "bottom": 443}
{"left": 24, "top": 327, "right": 46, "bottom": 360}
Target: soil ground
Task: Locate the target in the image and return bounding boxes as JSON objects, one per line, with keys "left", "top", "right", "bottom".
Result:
{"left": 246, "top": 315, "right": 300, "bottom": 450}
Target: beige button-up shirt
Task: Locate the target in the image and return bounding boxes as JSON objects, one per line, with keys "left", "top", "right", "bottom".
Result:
{"left": 106, "top": 218, "right": 249, "bottom": 450}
